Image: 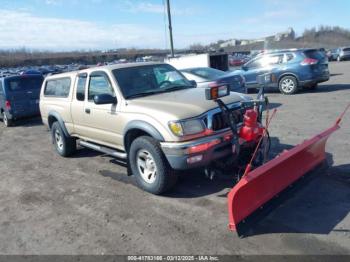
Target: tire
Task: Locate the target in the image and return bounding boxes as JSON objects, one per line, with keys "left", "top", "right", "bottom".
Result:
{"left": 129, "top": 136, "right": 178, "bottom": 195}
{"left": 279, "top": 76, "right": 298, "bottom": 95}
{"left": 2, "top": 112, "right": 13, "bottom": 127}
{"left": 51, "top": 121, "right": 76, "bottom": 157}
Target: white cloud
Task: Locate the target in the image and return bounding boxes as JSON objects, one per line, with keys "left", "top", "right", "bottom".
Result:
{"left": 45, "top": 0, "right": 60, "bottom": 5}
{"left": 132, "top": 2, "right": 164, "bottom": 14}
{"left": 121, "top": 0, "right": 196, "bottom": 16}
{"left": 0, "top": 9, "right": 164, "bottom": 50}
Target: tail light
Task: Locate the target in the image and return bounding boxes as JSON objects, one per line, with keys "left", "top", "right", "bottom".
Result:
{"left": 301, "top": 58, "right": 318, "bottom": 66}
{"left": 5, "top": 100, "right": 11, "bottom": 110}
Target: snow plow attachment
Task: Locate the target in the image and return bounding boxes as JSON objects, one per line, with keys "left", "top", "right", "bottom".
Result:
{"left": 228, "top": 104, "right": 349, "bottom": 233}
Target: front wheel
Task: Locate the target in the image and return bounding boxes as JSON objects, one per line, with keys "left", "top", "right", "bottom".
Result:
{"left": 129, "top": 136, "right": 178, "bottom": 195}
{"left": 279, "top": 76, "right": 298, "bottom": 95}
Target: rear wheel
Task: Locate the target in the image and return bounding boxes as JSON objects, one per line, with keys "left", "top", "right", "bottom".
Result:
{"left": 129, "top": 136, "right": 178, "bottom": 195}
{"left": 279, "top": 76, "right": 298, "bottom": 95}
{"left": 51, "top": 122, "right": 76, "bottom": 157}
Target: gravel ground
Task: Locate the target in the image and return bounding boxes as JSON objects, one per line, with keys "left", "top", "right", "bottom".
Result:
{"left": 0, "top": 61, "right": 350, "bottom": 255}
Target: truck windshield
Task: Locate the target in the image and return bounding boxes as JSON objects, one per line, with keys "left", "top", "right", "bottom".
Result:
{"left": 113, "top": 64, "right": 194, "bottom": 99}
{"left": 5, "top": 76, "right": 44, "bottom": 92}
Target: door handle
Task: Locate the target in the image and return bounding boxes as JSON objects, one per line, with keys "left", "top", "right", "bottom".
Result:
{"left": 85, "top": 108, "right": 91, "bottom": 114}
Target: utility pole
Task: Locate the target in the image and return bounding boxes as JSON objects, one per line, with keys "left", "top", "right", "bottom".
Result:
{"left": 166, "top": 0, "right": 175, "bottom": 57}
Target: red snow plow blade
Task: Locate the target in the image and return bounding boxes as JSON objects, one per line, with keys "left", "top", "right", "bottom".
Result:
{"left": 228, "top": 121, "right": 343, "bottom": 232}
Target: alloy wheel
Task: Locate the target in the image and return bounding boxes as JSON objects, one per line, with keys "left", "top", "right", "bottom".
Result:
{"left": 136, "top": 149, "right": 157, "bottom": 184}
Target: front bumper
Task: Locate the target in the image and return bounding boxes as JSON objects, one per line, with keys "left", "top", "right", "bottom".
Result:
{"left": 161, "top": 130, "right": 233, "bottom": 170}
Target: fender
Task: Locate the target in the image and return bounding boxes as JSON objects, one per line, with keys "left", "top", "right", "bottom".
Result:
{"left": 123, "top": 120, "right": 165, "bottom": 145}
{"left": 47, "top": 111, "right": 70, "bottom": 138}
{"left": 278, "top": 72, "right": 300, "bottom": 83}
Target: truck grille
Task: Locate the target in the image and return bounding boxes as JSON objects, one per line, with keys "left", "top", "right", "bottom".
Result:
{"left": 212, "top": 113, "right": 228, "bottom": 131}
{"left": 210, "top": 109, "right": 244, "bottom": 131}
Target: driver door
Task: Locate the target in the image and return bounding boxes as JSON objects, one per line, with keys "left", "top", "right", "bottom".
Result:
{"left": 81, "top": 71, "right": 123, "bottom": 147}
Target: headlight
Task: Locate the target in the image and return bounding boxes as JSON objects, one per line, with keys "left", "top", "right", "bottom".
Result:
{"left": 169, "top": 119, "right": 205, "bottom": 136}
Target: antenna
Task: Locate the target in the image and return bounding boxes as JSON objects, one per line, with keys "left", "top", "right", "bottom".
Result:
{"left": 166, "top": 0, "right": 175, "bottom": 57}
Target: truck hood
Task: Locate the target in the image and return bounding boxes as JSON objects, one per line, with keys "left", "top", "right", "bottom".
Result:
{"left": 124, "top": 88, "right": 250, "bottom": 120}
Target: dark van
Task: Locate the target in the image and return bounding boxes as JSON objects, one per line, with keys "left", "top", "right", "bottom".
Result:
{"left": 0, "top": 74, "right": 44, "bottom": 127}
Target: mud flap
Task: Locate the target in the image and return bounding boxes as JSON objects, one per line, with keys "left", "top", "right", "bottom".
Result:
{"left": 228, "top": 123, "right": 341, "bottom": 232}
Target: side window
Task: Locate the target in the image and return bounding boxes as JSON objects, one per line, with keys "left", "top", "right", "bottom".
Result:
{"left": 247, "top": 57, "right": 262, "bottom": 68}
{"left": 285, "top": 53, "right": 294, "bottom": 62}
{"left": 260, "top": 55, "right": 284, "bottom": 67}
{"left": 88, "top": 73, "right": 115, "bottom": 101}
{"left": 44, "top": 77, "right": 71, "bottom": 97}
{"left": 76, "top": 74, "right": 87, "bottom": 101}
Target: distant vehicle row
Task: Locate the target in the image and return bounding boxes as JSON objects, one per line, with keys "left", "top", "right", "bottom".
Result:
{"left": 327, "top": 47, "right": 350, "bottom": 61}
{"left": 0, "top": 48, "right": 332, "bottom": 127}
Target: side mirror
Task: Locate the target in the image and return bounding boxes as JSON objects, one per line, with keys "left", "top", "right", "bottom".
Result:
{"left": 189, "top": 80, "right": 197, "bottom": 87}
{"left": 93, "top": 94, "right": 117, "bottom": 105}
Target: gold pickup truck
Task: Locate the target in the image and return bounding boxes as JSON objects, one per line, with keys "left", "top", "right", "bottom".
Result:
{"left": 40, "top": 62, "right": 251, "bottom": 194}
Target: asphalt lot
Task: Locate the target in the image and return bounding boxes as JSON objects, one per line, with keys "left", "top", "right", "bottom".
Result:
{"left": 0, "top": 61, "right": 350, "bottom": 255}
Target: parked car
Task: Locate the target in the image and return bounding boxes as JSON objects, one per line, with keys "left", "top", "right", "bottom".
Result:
{"left": 326, "top": 49, "right": 340, "bottom": 61}
{"left": 336, "top": 47, "right": 350, "bottom": 61}
{"left": 0, "top": 74, "right": 44, "bottom": 126}
{"left": 180, "top": 67, "right": 246, "bottom": 93}
{"left": 40, "top": 62, "right": 253, "bottom": 194}
{"left": 229, "top": 56, "right": 245, "bottom": 67}
{"left": 238, "top": 49, "right": 330, "bottom": 94}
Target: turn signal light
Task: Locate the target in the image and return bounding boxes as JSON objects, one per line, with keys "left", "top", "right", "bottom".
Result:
{"left": 188, "top": 139, "right": 221, "bottom": 154}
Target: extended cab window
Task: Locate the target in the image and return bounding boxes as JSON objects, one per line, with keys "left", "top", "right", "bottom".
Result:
{"left": 76, "top": 74, "right": 87, "bottom": 101}
{"left": 88, "top": 73, "right": 115, "bottom": 101}
{"left": 44, "top": 77, "right": 71, "bottom": 97}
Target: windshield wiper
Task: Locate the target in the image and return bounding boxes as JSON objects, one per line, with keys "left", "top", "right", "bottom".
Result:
{"left": 160, "top": 85, "right": 195, "bottom": 93}
{"left": 126, "top": 91, "right": 159, "bottom": 99}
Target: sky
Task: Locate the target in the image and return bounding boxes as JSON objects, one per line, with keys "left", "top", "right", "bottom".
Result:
{"left": 0, "top": 0, "right": 349, "bottom": 51}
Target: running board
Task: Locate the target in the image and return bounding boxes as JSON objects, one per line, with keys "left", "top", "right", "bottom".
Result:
{"left": 78, "top": 140, "right": 127, "bottom": 159}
